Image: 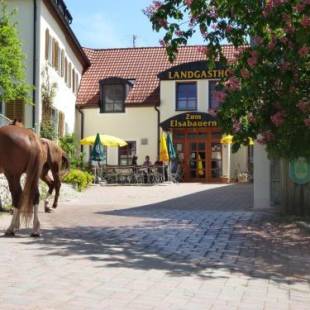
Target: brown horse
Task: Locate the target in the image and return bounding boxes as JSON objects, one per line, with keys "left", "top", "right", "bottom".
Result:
{"left": 0, "top": 125, "right": 45, "bottom": 237}
{"left": 10, "top": 120, "right": 69, "bottom": 213}
{"left": 40, "top": 138, "right": 69, "bottom": 213}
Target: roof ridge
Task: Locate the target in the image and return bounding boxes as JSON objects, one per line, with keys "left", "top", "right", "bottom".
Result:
{"left": 82, "top": 44, "right": 237, "bottom": 52}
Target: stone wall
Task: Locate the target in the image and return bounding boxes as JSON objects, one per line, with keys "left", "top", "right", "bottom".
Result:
{"left": 0, "top": 175, "right": 12, "bottom": 208}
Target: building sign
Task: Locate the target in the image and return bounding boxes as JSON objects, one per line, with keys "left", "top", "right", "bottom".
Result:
{"left": 160, "top": 112, "right": 217, "bottom": 130}
{"left": 158, "top": 61, "right": 228, "bottom": 80}
{"left": 289, "top": 157, "right": 310, "bottom": 185}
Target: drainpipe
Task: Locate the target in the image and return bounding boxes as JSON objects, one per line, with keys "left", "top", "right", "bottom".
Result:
{"left": 155, "top": 105, "right": 160, "bottom": 158}
{"left": 32, "top": 0, "right": 37, "bottom": 130}
{"left": 77, "top": 107, "right": 84, "bottom": 152}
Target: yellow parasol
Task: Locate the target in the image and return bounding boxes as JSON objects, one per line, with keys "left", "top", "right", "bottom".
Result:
{"left": 80, "top": 134, "right": 128, "bottom": 147}
{"left": 159, "top": 132, "right": 169, "bottom": 162}
{"left": 220, "top": 135, "right": 254, "bottom": 145}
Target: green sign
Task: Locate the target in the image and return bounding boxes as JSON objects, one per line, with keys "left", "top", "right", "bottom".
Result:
{"left": 289, "top": 157, "right": 310, "bottom": 185}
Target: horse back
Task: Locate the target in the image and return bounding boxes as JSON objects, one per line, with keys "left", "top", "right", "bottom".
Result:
{"left": 0, "top": 125, "right": 43, "bottom": 175}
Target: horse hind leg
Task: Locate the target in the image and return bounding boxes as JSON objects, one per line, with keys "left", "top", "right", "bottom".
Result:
{"left": 41, "top": 168, "right": 54, "bottom": 213}
{"left": 30, "top": 185, "right": 41, "bottom": 237}
{"left": 5, "top": 175, "right": 22, "bottom": 236}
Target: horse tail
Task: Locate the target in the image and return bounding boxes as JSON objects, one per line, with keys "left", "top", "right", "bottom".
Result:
{"left": 61, "top": 154, "right": 70, "bottom": 171}
{"left": 59, "top": 153, "right": 70, "bottom": 178}
{"left": 20, "top": 136, "right": 42, "bottom": 224}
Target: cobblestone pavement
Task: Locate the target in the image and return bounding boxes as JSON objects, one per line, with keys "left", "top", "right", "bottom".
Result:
{"left": 0, "top": 183, "right": 310, "bottom": 310}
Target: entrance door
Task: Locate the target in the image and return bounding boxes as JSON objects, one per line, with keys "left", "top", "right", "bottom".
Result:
{"left": 173, "top": 129, "right": 222, "bottom": 182}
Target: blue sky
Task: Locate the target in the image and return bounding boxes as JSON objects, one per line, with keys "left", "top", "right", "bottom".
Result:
{"left": 66, "top": 0, "right": 202, "bottom": 49}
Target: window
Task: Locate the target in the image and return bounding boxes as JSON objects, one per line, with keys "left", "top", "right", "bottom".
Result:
{"left": 68, "top": 63, "right": 72, "bottom": 88}
{"left": 209, "top": 80, "right": 221, "bottom": 110}
{"left": 75, "top": 73, "right": 79, "bottom": 95}
{"left": 72, "top": 69, "right": 75, "bottom": 93}
{"left": 45, "top": 29, "right": 50, "bottom": 61}
{"left": 119, "top": 141, "right": 136, "bottom": 166}
{"left": 61, "top": 50, "right": 65, "bottom": 77}
{"left": 64, "top": 57, "right": 68, "bottom": 83}
{"left": 176, "top": 82, "right": 197, "bottom": 111}
{"left": 102, "top": 84, "right": 125, "bottom": 112}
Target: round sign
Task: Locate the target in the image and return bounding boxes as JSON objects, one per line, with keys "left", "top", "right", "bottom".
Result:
{"left": 289, "top": 157, "right": 310, "bottom": 185}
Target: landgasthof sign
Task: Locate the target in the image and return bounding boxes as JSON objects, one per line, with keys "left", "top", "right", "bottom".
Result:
{"left": 158, "top": 60, "right": 228, "bottom": 81}
{"left": 160, "top": 112, "right": 218, "bottom": 130}
{"left": 168, "top": 69, "right": 228, "bottom": 80}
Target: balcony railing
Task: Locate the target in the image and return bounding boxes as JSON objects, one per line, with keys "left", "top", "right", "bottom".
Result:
{"left": 0, "top": 114, "right": 11, "bottom": 128}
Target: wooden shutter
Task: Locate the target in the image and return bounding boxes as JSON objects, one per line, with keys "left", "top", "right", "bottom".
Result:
{"left": 68, "top": 63, "right": 72, "bottom": 88}
{"left": 64, "top": 57, "right": 68, "bottom": 83}
{"left": 72, "top": 69, "right": 75, "bottom": 93}
{"left": 5, "top": 100, "right": 24, "bottom": 122}
{"left": 61, "top": 50, "right": 64, "bottom": 77}
{"left": 45, "top": 29, "right": 49, "bottom": 61}
{"left": 58, "top": 111, "right": 65, "bottom": 137}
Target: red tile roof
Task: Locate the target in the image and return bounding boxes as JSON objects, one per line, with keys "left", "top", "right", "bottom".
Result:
{"left": 77, "top": 45, "right": 238, "bottom": 108}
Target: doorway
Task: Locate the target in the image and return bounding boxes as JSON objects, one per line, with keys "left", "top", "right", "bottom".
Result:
{"left": 173, "top": 128, "right": 223, "bottom": 182}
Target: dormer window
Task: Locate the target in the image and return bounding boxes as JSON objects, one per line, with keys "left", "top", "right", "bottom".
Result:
{"left": 100, "top": 78, "right": 133, "bottom": 113}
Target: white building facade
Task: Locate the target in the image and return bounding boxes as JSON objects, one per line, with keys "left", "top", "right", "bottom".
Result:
{"left": 76, "top": 46, "right": 251, "bottom": 183}
{"left": 2, "top": 0, "right": 89, "bottom": 134}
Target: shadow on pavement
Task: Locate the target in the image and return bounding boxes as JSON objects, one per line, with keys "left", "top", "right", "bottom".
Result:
{"left": 17, "top": 184, "right": 310, "bottom": 284}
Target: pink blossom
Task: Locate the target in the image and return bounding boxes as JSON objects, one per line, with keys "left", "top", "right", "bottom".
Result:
{"left": 301, "top": 16, "right": 310, "bottom": 27}
{"left": 159, "top": 39, "right": 166, "bottom": 47}
{"left": 208, "top": 6, "right": 218, "bottom": 18}
{"left": 213, "top": 91, "right": 227, "bottom": 103}
{"left": 304, "top": 118, "right": 310, "bottom": 127}
{"left": 175, "top": 30, "right": 184, "bottom": 37}
{"left": 253, "top": 36, "right": 263, "bottom": 45}
{"left": 143, "top": 1, "right": 163, "bottom": 17}
{"left": 268, "top": 37, "right": 276, "bottom": 50}
{"left": 225, "top": 76, "right": 240, "bottom": 91}
{"left": 232, "top": 119, "right": 241, "bottom": 133}
{"left": 184, "top": 0, "right": 193, "bottom": 6}
{"left": 280, "top": 36, "right": 288, "bottom": 45}
{"left": 240, "top": 69, "right": 250, "bottom": 79}
{"left": 248, "top": 112, "right": 256, "bottom": 123}
{"left": 247, "top": 50, "right": 258, "bottom": 68}
{"left": 226, "top": 25, "right": 233, "bottom": 33}
{"left": 257, "top": 131, "right": 274, "bottom": 144}
{"left": 247, "top": 57, "right": 257, "bottom": 68}
{"left": 297, "top": 100, "right": 310, "bottom": 112}
{"left": 157, "top": 18, "right": 167, "bottom": 28}
{"left": 298, "top": 46, "right": 309, "bottom": 58}
{"left": 294, "top": 3, "right": 305, "bottom": 13}
{"left": 271, "top": 111, "right": 285, "bottom": 127}
{"left": 211, "top": 23, "right": 218, "bottom": 30}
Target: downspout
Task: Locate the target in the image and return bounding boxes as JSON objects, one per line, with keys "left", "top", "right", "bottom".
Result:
{"left": 77, "top": 107, "right": 84, "bottom": 152}
{"left": 155, "top": 105, "right": 160, "bottom": 158}
{"left": 32, "top": 0, "right": 37, "bottom": 129}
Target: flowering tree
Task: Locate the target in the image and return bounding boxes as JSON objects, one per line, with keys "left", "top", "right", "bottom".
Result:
{"left": 145, "top": 0, "right": 310, "bottom": 159}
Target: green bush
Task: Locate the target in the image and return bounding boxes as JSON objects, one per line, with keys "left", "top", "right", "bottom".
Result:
{"left": 63, "top": 169, "right": 94, "bottom": 192}
{"left": 40, "top": 120, "right": 58, "bottom": 140}
{"left": 59, "top": 134, "right": 86, "bottom": 169}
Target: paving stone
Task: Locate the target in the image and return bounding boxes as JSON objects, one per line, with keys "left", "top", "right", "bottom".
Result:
{"left": 0, "top": 183, "right": 309, "bottom": 309}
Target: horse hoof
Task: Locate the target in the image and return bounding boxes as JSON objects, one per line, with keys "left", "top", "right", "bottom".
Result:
{"left": 30, "top": 233, "right": 41, "bottom": 238}
{"left": 4, "top": 231, "right": 15, "bottom": 237}
{"left": 45, "top": 207, "right": 52, "bottom": 213}
{"left": 52, "top": 205, "right": 57, "bottom": 209}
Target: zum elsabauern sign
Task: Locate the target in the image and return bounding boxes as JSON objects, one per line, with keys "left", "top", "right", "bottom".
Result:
{"left": 158, "top": 60, "right": 228, "bottom": 80}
